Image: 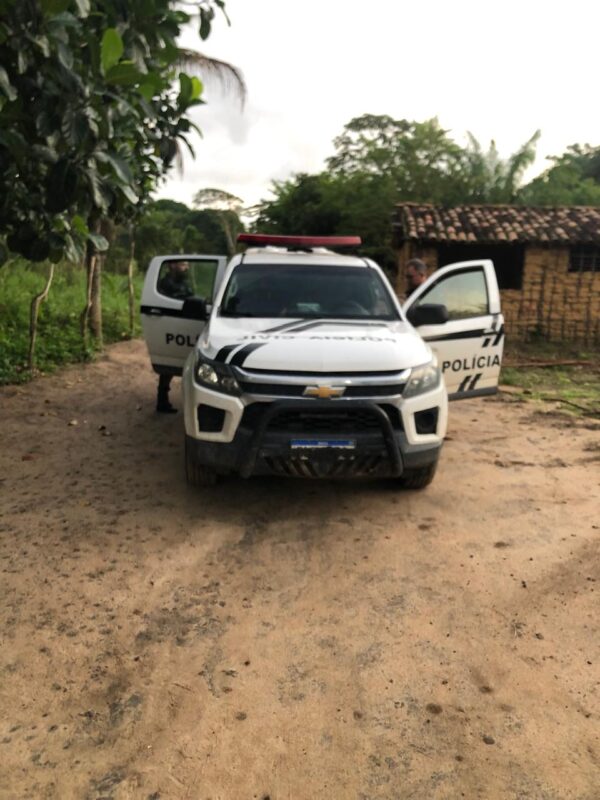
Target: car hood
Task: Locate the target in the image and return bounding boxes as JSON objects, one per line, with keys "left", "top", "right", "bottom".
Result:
{"left": 198, "top": 317, "right": 431, "bottom": 372}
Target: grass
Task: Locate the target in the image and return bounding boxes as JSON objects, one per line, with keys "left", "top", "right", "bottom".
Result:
{"left": 0, "top": 260, "right": 143, "bottom": 385}
{"left": 501, "top": 341, "right": 600, "bottom": 417}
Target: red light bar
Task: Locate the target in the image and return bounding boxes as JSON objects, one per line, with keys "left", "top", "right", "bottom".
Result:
{"left": 237, "top": 234, "right": 362, "bottom": 248}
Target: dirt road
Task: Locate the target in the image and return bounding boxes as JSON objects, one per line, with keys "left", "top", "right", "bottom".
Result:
{"left": 1, "top": 340, "right": 599, "bottom": 800}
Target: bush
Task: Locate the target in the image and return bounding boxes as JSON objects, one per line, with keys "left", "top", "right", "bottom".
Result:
{"left": 0, "top": 260, "right": 143, "bottom": 384}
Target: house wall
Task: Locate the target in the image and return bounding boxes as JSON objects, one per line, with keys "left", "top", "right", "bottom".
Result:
{"left": 396, "top": 242, "right": 600, "bottom": 343}
{"left": 504, "top": 246, "right": 600, "bottom": 343}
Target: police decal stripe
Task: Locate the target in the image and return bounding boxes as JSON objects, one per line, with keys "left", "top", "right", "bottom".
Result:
{"left": 492, "top": 326, "right": 505, "bottom": 346}
{"left": 469, "top": 373, "right": 482, "bottom": 391}
{"left": 457, "top": 375, "right": 471, "bottom": 393}
{"left": 215, "top": 344, "right": 240, "bottom": 362}
{"left": 229, "top": 342, "right": 267, "bottom": 366}
{"left": 424, "top": 328, "right": 487, "bottom": 343}
{"left": 458, "top": 373, "right": 483, "bottom": 393}
{"left": 260, "top": 320, "right": 303, "bottom": 333}
{"left": 285, "top": 319, "right": 388, "bottom": 333}
{"left": 482, "top": 326, "right": 504, "bottom": 348}
{"left": 140, "top": 304, "right": 185, "bottom": 318}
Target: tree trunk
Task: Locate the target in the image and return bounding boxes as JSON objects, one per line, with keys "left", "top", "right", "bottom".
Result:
{"left": 81, "top": 218, "right": 110, "bottom": 350}
{"left": 90, "top": 252, "right": 103, "bottom": 347}
{"left": 80, "top": 240, "right": 97, "bottom": 351}
{"left": 127, "top": 224, "right": 136, "bottom": 337}
{"left": 221, "top": 214, "right": 236, "bottom": 257}
{"left": 28, "top": 262, "right": 55, "bottom": 373}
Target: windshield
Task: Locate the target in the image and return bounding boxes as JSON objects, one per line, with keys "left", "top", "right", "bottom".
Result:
{"left": 220, "top": 264, "right": 399, "bottom": 320}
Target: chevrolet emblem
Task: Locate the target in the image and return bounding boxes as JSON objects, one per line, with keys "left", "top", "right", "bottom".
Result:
{"left": 303, "top": 385, "right": 346, "bottom": 399}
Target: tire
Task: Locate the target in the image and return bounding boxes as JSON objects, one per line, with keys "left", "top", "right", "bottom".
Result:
{"left": 399, "top": 460, "right": 438, "bottom": 490}
{"left": 185, "top": 437, "right": 218, "bottom": 487}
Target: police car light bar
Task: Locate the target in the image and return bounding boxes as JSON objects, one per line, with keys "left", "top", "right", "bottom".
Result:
{"left": 237, "top": 234, "right": 362, "bottom": 248}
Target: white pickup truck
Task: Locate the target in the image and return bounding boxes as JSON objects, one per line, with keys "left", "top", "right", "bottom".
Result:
{"left": 141, "top": 235, "right": 504, "bottom": 488}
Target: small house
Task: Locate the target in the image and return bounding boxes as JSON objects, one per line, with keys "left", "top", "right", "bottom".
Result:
{"left": 393, "top": 204, "right": 600, "bottom": 343}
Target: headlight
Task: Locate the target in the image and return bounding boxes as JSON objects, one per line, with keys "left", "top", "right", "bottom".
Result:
{"left": 194, "top": 355, "right": 241, "bottom": 396}
{"left": 403, "top": 361, "right": 441, "bottom": 398}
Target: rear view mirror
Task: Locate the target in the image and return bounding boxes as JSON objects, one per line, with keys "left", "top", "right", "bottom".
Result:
{"left": 407, "top": 303, "right": 449, "bottom": 327}
{"left": 182, "top": 297, "right": 209, "bottom": 321}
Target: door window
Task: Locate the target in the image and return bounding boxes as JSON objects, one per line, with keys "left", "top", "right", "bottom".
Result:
{"left": 415, "top": 268, "right": 489, "bottom": 320}
{"left": 157, "top": 258, "right": 219, "bottom": 301}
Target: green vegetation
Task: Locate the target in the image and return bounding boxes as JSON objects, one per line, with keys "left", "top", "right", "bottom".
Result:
{"left": 501, "top": 341, "right": 600, "bottom": 417}
{"left": 520, "top": 144, "right": 600, "bottom": 206}
{"left": 256, "top": 114, "right": 600, "bottom": 274}
{"left": 0, "top": 193, "right": 242, "bottom": 385}
{"left": 0, "top": 0, "right": 243, "bottom": 358}
{"left": 0, "top": 0, "right": 238, "bottom": 264}
{"left": 0, "top": 0, "right": 244, "bottom": 381}
{"left": 0, "top": 261, "right": 142, "bottom": 384}
{"left": 106, "top": 199, "right": 236, "bottom": 272}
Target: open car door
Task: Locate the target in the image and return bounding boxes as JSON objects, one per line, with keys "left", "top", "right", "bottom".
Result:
{"left": 141, "top": 254, "right": 227, "bottom": 375}
{"left": 403, "top": 260, "right": 504, "bottom": 399}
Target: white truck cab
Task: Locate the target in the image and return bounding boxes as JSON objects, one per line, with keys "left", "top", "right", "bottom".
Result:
{"left": 141, "top": 235, "right": 504, "bottom": 487}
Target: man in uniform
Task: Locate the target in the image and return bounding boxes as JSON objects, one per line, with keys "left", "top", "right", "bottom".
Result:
{"left": 156, "top": 260, "right": 194, "bottom": 413}
{"left": 157, "top": 259, "right": 193, "bottom": 299}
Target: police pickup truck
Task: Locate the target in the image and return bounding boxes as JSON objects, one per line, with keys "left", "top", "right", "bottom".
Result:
{"left": 141, "top": 235, "right": 503, "bottom": 488}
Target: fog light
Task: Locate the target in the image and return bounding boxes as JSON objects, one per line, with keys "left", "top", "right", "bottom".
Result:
{"left": 414, "top": 407, "right": 439, "bottom": 435}
{"left": 197, "top": 405, "right": 226, "bottom": 433}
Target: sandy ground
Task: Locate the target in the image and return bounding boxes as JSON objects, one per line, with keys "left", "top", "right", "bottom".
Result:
{"left": 0, "top": 339, "right": 599, "bottom": 800}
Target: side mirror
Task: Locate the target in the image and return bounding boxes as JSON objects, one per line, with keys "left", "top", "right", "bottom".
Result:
{"left": 181, "top": 296, "right": 209, "bottom": 321}
{"left": 406, "top": 303, "right": 449, "bottom": 327}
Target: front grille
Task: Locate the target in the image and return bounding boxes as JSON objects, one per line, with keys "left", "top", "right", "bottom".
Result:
{"left": 238, "top": 382, "right": 405, "bottom": 398}
{"left": 238, "top": 382, "right": 305, "bottom": 397}
{"left": 239, "top": 403, "right": 402, "bottom": 433}
{"left": 263, "top": 454, "right": 388, "bottom": 478}
{"left": 267, "top": 408, "right": 383, "bottom": 435}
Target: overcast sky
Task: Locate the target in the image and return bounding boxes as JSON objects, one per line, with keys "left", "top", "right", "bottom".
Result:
{"left": 156, "top": 0, "right": 599, "bottom": 209}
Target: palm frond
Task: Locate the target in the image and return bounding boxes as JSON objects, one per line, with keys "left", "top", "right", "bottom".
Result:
{"left": 176, "top": 48, "right": 246, "bottom": 106}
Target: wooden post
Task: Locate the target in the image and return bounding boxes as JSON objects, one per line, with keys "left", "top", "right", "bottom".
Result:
{"left": 80, "top": 227, "right": 98, "bottom": 350}
{"left": 28, "top": 262, "right": 55, "bottom": 372}
{"left": 127, "top": 224, "right": 136, "bottom": 338}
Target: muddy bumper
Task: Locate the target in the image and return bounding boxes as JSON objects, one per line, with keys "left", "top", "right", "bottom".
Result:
{"left": 187, "top": 400, "right": 442, "bottom": 479}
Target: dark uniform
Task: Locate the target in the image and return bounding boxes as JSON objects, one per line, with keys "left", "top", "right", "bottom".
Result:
{"left": 158, "top": 271, "right": 194, "bottom": 300}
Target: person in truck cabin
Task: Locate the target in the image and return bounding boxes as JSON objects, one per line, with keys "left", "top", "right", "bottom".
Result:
{"left": 157, "top": 259, "right": 194, "bottom": 299}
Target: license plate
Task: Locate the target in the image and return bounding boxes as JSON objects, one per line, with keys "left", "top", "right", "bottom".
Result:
{"left": 290, "top": 439, "right": 356, "bottom": 450}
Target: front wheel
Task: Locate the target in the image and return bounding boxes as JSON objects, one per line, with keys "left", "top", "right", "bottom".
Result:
{"left": 398, "top": 461, "right": 438, "bottom": 490}
{"left": 185, "top": 437, "right": 218, "bottom": 487}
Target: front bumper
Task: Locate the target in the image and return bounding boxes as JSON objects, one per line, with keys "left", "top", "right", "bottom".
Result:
{"left": 182, "top": 354, "right": 447, "bottom": 479}
{"left": 185, "top": 399, "right": 442, "bottom": 479}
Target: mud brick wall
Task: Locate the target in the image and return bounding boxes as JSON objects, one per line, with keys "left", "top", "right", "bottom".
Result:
{"left": 502, "top": 247, "right": 600, "bottom": 344}
{"left": 396, "top": 242, "right": 600, "bottom": 344}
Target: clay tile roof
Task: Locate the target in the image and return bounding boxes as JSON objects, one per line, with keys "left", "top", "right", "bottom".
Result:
{"left": 395, "top": 204, "right": 600, "bottom": 245}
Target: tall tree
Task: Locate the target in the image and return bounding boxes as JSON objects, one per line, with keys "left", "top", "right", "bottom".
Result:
{"left": 0, "top": 0, "right": 243, "bottom": 349}
{"left": 462, "top": 130, "right": 541, "bottom": 203}
{"left": 193, "top": 188, "right": 244, "bottom": 256}
{"left": 326, "top": 114, "right": 468, "bottom": 204}
{"left": 519, "top": 144, "right": 600, "bottom": 205}
{"left": 255, "top": 172, "right": 398, "bottom": 272}
{"left": 1, "top": 0, "right": 209, "bottom": 261}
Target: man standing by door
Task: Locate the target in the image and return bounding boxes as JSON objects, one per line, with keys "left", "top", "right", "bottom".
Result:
{"left": 156, "top": 260, "right": 194, "bottom": 413}
{"left": 405, "top": 258, "right": 428, "bottom": 298}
